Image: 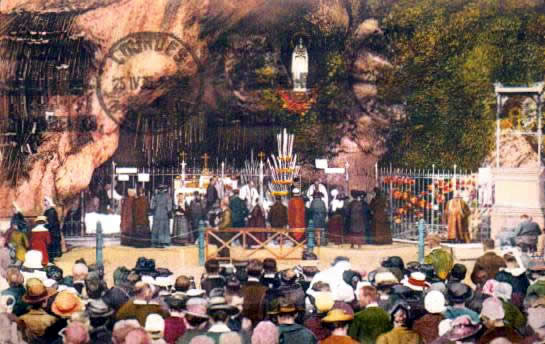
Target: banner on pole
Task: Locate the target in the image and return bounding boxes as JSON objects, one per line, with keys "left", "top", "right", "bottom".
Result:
{"left": 138, "top": 173, "right": 150, "bottom": 182}
{"left": 117, "top": 174, "right": 130, "bottom": 181}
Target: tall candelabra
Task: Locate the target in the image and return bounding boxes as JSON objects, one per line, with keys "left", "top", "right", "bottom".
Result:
{"left": 268, "top": 128, "right": 300, "bottom": 197}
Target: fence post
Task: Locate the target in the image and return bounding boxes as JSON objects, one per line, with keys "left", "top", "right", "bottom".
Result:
{"left": 198, "top": 220, "right": 205, "bottom": 266}
{"left": 96, "top": 221, "right": 104, "bottom": 268}
{"left": 307, "top": 220, "right": 315, "bottom": 253}
{"left": 418, "top": 218, "right": 426, "bottom": 263}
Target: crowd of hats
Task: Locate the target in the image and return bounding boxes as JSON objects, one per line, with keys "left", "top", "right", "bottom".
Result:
{"left": 3, "top": 241, "right": 545, "bottom": 344}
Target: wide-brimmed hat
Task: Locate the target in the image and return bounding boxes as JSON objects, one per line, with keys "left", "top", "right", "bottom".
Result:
{"left": 145, "top": 313, "right": 165, "bottom": 339}
{"left": 165, "top": 294, "right": 187, "bottom": 311}
{"left": 447, "top": 283, "right": 473, "bottom": 304}
{"left": 23, "top": 250, "right": 44, "bottom": 269}
{"left": 403, "top": 272, "right": 430, "bottom": 291}
{"left": 35, "top": 216, "right": 48, "bottom": 224}
{"left": 374, "top": 270, "right": 399, "bottom": 288}
{"left": 186, "top": 289, "right": 206, "bottom": 298}
{"left": 22, "top": 278, "right": 57, "bottom": 304}
{"left": 207, "top": 296, "right": 238, "bottom": 316}
{"left": 87, "top": 299, "right": 114, "bottom": 318}
{"left": 321, "top": 308, "right": 354, "bottom": 322}
{"left": 425, "top": 290, "right": 447, "bottom": 314}
{"left": 292, "top": 188, "right": 301, "bottom": 195}
{"left": 52, "top": 291, "right": 84, "bottom": 318}
{"left": 184, "top": 297, "right": 209, "bottom": 319}
{"left": 445, "top": 315, "right": 482, "bottom": 341}
{"left": 277, "top": 298, "right": 297, "bottom": 314}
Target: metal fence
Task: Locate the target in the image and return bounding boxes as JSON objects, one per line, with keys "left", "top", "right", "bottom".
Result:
{"left": 377, "top": 166, "right": 490, "bottom": 242}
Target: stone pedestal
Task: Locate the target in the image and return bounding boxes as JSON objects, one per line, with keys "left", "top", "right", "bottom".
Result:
{"left": 490, "top": 167, "right": 545, "bottom": 239}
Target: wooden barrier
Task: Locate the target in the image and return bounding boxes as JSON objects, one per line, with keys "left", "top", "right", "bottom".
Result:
{"left": 205, "top": 227, "right": 320, "bottom": 262}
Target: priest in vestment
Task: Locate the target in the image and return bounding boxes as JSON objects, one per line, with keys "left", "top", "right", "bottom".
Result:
{"left": 444, "top": 194, "right": 471, "bottom": 243}
{"left": 120, "top": 189, "right": 137, "bottom": 246}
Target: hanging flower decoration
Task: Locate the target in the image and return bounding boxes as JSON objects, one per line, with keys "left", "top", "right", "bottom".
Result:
{"left": 277, "top": 89, "right": 317, "bottom": 115}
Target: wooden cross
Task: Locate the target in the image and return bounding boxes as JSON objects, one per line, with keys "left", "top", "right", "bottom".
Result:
{"left": 258, "top": 151, "right": 266, "bottom": 161}
{"left": 201, "top": 153, "right": 210, "bottom": 170}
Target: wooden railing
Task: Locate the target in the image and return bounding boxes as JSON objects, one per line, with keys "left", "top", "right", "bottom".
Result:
{"left": 204, "top": 227, "right": 321, "bottom": 262}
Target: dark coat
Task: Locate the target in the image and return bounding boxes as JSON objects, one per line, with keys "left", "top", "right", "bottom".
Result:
{"left": 370, "top": 194, "right": 392, "bottom": 245}
{"left": 346, "top": 199, "right": 372, "bottom": 235}
{"left": 269, "top": 201, "right": 288, "bottom": 228}
{"left": 309, "top": 198, "right": 327, "bottom": 229}
{"left": 229, "top": 196, "right": 248, "bottom": 228}
{"left": 10, "top": 212, "right": 28, "bottom": 232}
{"left": 189, "top": 199, "right": 206, "bottom": 229}
{"left": 206, "top": 184, "right": 218, "bottom": 210}
{"left": 44, "top": 207, "right": 61, "bottom": 259}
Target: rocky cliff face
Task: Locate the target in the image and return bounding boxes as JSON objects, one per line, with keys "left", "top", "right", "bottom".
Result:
{"left": 0, "top": 0, "right": 397, "bottom": 217}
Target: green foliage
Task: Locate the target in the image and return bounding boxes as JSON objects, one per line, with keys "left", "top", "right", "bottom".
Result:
{"left": 379, "top": 0, "right": 545, "bottom": 169}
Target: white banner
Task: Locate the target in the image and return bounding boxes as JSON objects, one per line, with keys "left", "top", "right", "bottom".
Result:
{"left": 116, "top": 167, "right": 138, "bottom": 174}
{"left": 325, "top": 167, "right": 345, "bottom": 174}
{"left": 117, "top": 174, "right": 130, "bottom": 181}
{"left": 315, "top": 159, "right": 328, "bottom": 169}
{"left": 138, "top": 173, "right": 150, "bottom": 182}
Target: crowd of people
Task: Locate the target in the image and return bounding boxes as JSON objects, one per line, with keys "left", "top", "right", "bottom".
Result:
{"left": 169, "top": 179, "right": 392, "bottom": 252}
{"left": 0, "top": 227, "right": 544, "bottom": 343}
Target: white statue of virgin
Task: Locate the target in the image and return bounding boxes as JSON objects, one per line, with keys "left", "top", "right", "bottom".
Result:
{"left": 291, "top": 38, "right": 308, "bottom": 92}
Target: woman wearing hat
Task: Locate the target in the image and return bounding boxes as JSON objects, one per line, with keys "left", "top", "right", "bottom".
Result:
{"left": 30, "top": 216, "right": 51, "bottom": 265}
{"left": 19, "top": 278, "right": 60, "bottom": 341}
{"left": 43, "top": 197, "right": 62, "bottom": 261}
{"left": 321, "top": 307, "right": 358, "bottom": 344}
{"left": 376, "top": 300, "right": 421, "bottom": 344}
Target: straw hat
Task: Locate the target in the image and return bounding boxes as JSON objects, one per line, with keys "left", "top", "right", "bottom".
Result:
{"left": 22, "top": 278, "right": 57, "bottom": 304}
{"left": 403, "top": 272, "right": 430, "bottom": 291}
{"left": 425, "top": 290, "right": 447, "bottom": 314}
{"left": 35, "top": 216, "right": 48, "bottom": 224}
{"left": 321, "top": 308, "right": 354, "bottom": 322}
{"left": 207, "top": 296, "right": 238, "bottom": 316}
{"left": 23, "top": 250, "right": 45, "bottom": 269}
{"left": 374, "top": 271, "right": 399, "bottom": 287}
{"left": 51, "top": 291, "right": 84, "bottom": 318}
{"left": 184, "top": 297, "right": 209, "bottom": 319}
{"left": 292, "top": 188, "right": 301, "bottom": 195}
{"left": 145, "top": 313, "right": 165, "bottom": 340}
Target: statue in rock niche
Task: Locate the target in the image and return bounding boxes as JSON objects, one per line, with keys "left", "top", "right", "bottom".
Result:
{"left": 291, "top": 38, "right": 309, "bottom": 92}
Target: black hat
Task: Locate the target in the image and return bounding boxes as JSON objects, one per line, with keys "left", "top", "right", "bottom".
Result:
{"left": 449, "top": 264, "right": 467, "bottom": 282}
{"left": 165, "top": 295, "right": 187, "bottom": 311}
{"left": 420, "top": 264, "right": 440, "bottom": 283}
{"left": 405, "top": 261, "right": 421, "bottom": 275}
{"left": 382, "top": 256, "right": 405, "bottom": 271}
{"left": 343, "top": 270, "right": 362, "bottom": 290}
{"left": 46, "top": 265, "right": 64, "bottom": 282}
{"left": 447, "top": 282, "right": 473, "bottom": 304}
{"left": 134, "top": 257, "right": 156, "bottom": 274}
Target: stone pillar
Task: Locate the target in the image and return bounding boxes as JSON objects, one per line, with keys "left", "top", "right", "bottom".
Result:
{"left": 490, "top": 168, "right": 545, "bottom": 239}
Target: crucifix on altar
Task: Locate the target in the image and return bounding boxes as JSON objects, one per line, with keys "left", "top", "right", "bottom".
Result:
{"left": 201, "top": 153, "right": 211, "bottom": 175}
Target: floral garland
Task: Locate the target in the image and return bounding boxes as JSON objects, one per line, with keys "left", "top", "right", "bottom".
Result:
{"left": 277, "top": 89, "right": 317, "bottom": 115}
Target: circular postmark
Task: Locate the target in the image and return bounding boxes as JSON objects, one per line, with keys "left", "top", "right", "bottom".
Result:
{"left": 97, "top": 31, "right": 203, "bottom": 134}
